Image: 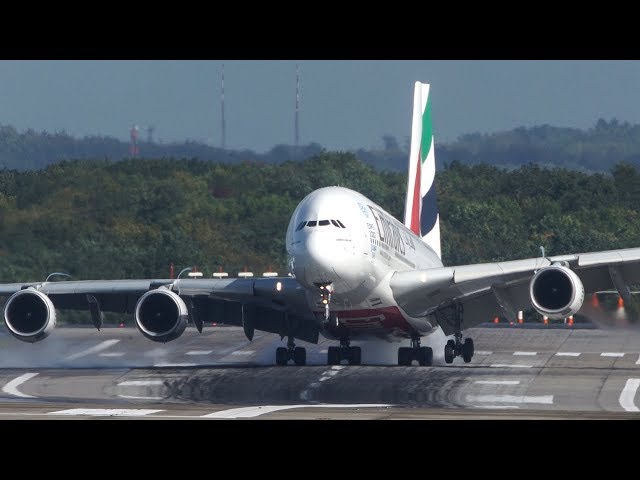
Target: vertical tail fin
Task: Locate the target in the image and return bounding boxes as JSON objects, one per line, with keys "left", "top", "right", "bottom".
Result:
{"left": 403, "top": 82, "right": 441, "bottom": 259}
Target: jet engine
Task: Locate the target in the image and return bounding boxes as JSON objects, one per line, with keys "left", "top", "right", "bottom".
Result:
{"left": 134, "top": 287, "right": 188, "bottom": 342}
{"left": 3, "top": 288, "right": 57, "bottom": 343}
{"left": 529, "top": 264, "right": 584, "bottom": 320}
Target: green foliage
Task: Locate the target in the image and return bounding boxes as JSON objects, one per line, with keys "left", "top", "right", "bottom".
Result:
{"left": 1, "top": 153, "right": 640, "bottom": 290}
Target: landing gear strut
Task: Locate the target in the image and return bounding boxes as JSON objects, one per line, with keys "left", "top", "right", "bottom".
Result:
{"left": 327, "top": 337, "right": 361, "bottom": 366}
{"left": 443, "top": 304, "right": 474, "bottom": 364}
{"left": 276, "top": 336, "right": 306, "bottom": 366}
{"left": 398, "top": 335, "right": 433, "bottom": 366}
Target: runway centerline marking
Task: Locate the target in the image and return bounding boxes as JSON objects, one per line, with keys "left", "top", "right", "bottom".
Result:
{"left": 2, "top": 373, "right": 39, "bottom": 398}
{"left": 555, "top": 352, "right": 581, "bottom": 357}
{"left": 619, "top": 379, "right": 640, "bottom": 412}
{"left": 65, "top": 339, "right": 120, "bottom": 360}
{"left": 118, "top": 380, "right": 164, "bottom": 386}
{"left": 99, "top": 352, "right": 125, "bottom": 357}
{"left": 490, "top": 364, "right": 533, "bottom": 368}
{"left": 229, "top": 351, "right": 254, "bottom": 356}
{"left": 513, "top": 351, "right": 537, "bottom": 356}
{"left": 185, "top": 350, "right": 213, "bottom": 356}
{"left": 117, "top": 395, "right": 164, "bottom": 400}
{"left": 474, "top": 351, "right": 492, "bottom": 356}
{"left": 466, "top": 394, "right": 553, "bottom": 404}
{"left": 202, "top": 404, "right": 391, "bottom": 418}
{"left": 474, "top": 380, "right": 520, "bottom": 385}
{"left": 48, "top": 408, "right": 162, "bottom": 417}
{"left": 601, "top": 352, "right": 625, "bottom": 357}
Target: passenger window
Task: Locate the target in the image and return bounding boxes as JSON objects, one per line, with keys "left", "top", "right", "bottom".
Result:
{"left": 307, "top": 221, "right": 317, "bottom": 227}
{"left": 319, "top": 220, "right": 330, "bottom": 226}
{"left": 296, "top": 221, "right": 306, "bottom": 231}
{"left": 336, "top": 220, "right": 346, "bottom": 228}
{"left": 331, "top": 220, "right": 340, "bottom": 227}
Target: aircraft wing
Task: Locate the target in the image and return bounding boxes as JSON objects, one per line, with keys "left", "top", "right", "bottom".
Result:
{"left": 0, "top": 277, "right": 319, "bottom": 344}
{"left": 390, "top": 247, "right": 640, "bottom": 335}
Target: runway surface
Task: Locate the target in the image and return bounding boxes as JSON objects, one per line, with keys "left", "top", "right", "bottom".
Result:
{"left": 0, "top": 324, "right": 639, "bottom": 419}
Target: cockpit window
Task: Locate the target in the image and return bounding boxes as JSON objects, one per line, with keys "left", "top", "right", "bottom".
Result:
{"left": 331, "top": 220, "right": 340, "bottom": 227}
{"left": 307, "top": 220, "right": 317, "bottom": 227}
{"left": 336, "top": 220, "right": 346, "bottom": 228}
{"left": 295, "top": 221, "right": 306, "bottom": 231}
{"left": 319, "top": 220, "right": 330, "bottom": 226}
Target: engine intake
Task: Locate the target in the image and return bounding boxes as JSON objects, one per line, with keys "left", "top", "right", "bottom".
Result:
{"left": 529, "top": 264, "right": 584, "bottom": 320}
{"left": 134, "top": 287, "right": 188, "bottom": 342}
{"left": 3, "top": 288, "right": 57, "bottom": 343}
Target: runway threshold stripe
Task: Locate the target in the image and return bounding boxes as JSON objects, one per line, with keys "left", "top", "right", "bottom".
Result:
{"left": 513, "top": 351, "right": 537, "bottom": 356}
{"left": 474, "top": 380, "right": 520, "bottom": 385}
{"left": 48, "top": 408, "right": 163, "bottom": 417}
{"left": 619, "top": 379, "right": 640, "bottom": 412}
{"left": 466, "top": 395, "right": 553, "bottom": 404}
{"left": 66, "top": 339, "right": 120, "bottom": 360}
{"left": 555, "top": 352, "right": 581, "bottom": 357}
{"left": 118, "top": 380, "right": 164, "bottom": 386}
{"left": 202, "top": 404, "right": 391, "bottom": 418}
{"left": 2, "top": 373, "right": 39, "bottom": 398}
{"left": 601, "top": 352, "right": 625, "bottom": 357}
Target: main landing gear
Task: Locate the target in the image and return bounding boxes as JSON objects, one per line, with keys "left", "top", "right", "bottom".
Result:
{"left": 327, "top": 337, "right": 361, "bottom": 365}
{"left": 443, "top": 304, "right": 474, "bottom": 364}
{"left": 398, "top": 335, "right": 433, "bottom": 366}
{"left": 276, "top": 336, "right": 306, "bottom": 366}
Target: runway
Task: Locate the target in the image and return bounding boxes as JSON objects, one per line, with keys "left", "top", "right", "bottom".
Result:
{"left": 0, "top": 324, "right": 639, "bottom": 419}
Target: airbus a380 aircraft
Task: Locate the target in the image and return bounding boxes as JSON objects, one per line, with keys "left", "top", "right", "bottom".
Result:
{"left": 2, "top": 82, "right": 640, "bottom": 367}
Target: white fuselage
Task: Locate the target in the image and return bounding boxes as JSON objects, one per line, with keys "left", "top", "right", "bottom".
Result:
{"left": 286, "top": 186, "right": 442, "bottom": 341}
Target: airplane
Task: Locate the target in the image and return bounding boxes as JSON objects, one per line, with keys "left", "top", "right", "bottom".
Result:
{"left": 2, "top": 81, "right": 640, "bottom": 367}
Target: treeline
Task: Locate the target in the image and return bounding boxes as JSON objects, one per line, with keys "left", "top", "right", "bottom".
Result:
{"left": 1, "top": 153, "right": 640, "bottom": 285}
{"left": 5, "top": 118, "right": 640, "bottom": 173}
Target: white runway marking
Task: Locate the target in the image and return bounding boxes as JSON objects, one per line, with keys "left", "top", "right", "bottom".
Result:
{"left": 2, "top": 373, "right": 39, "bottom": 398}
{"left": 555, "top": 352, "right": 581, "bottom": 357}
{"left": 601, "top": 352, "right": 625, "bottom": 357}
{"left": 153, "top": 362, "right": 197, "bottom": 367}
{"left": 202, "top": 404, "right": 391, "bottom": 418}
{"left": 229, "top": 351, "right": 254, "bottom": 356}
{"left": 636, "top": 355, "right": 640, "bottom": 365}
{"left": 473, "top": 405, "right": 520, "bottom": 409}
{"left": 474, "top": 351, "right": 492, "bottom": 356}
{"left": 513, "top": 351, "right": 537, "bottom": 356}
{"left": 490, "top": 364, "right": 533, "bottom": 368}
{"left": 99, "top": 352, "right": 125, "bottom": 357}
{"left": 66, "top": 339, "right": 120, "bottom": 360}
{"left": 118, "top": 380, "right": 164, "bottom": 386}
{"left": 185, "top": 350, "right": 213, "bottom": 356}
{"left": 48, "top": 408, "right": 162, "bottom": 417}
{"left": 319, "top": 349, "right": 328, "bottom": 354}
{"left": 466, "top": 395, "right": 553, "bottom": 404}
{"left": 331, "top": 366, "right": 345, "bottom": 370}
{"left": 474, "top": 380, "right": 520, "bottom": 385}
{"left": 619, "top": 378, "right": 640, "bottom": 412}
{"left": 117, "top": 395, "right": 164, "bottom": 400}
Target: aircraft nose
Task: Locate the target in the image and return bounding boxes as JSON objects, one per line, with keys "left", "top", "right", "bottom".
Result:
{"left": 304, "top": 232, "right": 333, "bottom": 272}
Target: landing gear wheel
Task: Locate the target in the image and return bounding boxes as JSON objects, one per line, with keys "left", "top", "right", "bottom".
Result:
{"left": 327, "top": 346, "right": 340, "bottom": 365}
{"left": 462, "top": 338, "right": 474, "bottom": 363}
{"left": 418, "top": 346, "right": 433, "bottom": 366}
{"left": 276, "top": 347, "right": 288, "bottom": 366}
{"left": 294, "top": 347, "right": 307, "bottom": 366}
{"left": 444, "top": 341, "right": 455, "bottom": 364}
{"left": 349, "top": 346, "right": 362, "bottom": 365}
{"left": 398, "top": 347, "right": 412, "bottom": 366}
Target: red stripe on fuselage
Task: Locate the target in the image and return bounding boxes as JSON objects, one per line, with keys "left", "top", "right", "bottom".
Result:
{"left": 318, "top": 306, "right": 414, "bottom": 338}
{"left": 410, "top": 149, "right": 421, "bottom": 236}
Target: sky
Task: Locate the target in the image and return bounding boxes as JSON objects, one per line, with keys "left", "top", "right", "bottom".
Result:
{"left": 1, "top": 60, "right": 639, "bottom": 153}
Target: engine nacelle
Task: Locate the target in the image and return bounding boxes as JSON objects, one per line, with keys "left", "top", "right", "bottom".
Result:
{"left": 135, "top": 287, "right": 188, "bottom": 342}
{"left": 529, "top": 264, "right": 584, "bottom": 320}
{"left": 3, "top": 288, "right": 57, "bottom": 343}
